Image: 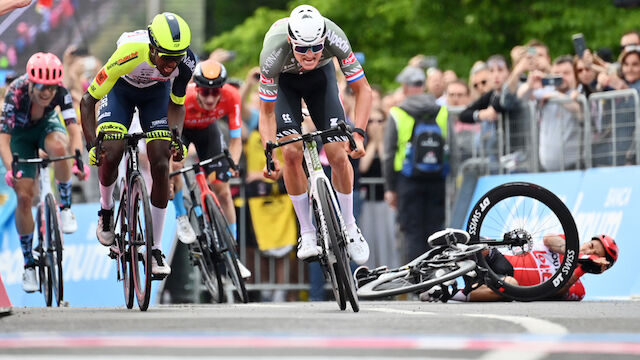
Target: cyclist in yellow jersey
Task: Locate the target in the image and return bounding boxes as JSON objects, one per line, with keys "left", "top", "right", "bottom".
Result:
{"left": 79, "top": 12, "right": 194, "bottom": 276}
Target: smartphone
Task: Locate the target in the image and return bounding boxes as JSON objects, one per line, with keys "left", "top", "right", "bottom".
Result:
{"left": 572, "top": 33, "right": 587, "bottom": 58}
{"left": 541, "top": 75, "right": 563, "bottom": 87}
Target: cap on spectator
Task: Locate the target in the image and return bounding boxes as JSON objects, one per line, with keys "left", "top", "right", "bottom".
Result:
{"left": 396, "top": 66, "right": 425, "bottom": 86}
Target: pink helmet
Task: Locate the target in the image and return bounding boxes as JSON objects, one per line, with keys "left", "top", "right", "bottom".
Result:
{"left": 26, "top": 52, "right": 63, "bottom": 85}
{"left": 593, "top": 234, "right": 619, "bottom": 269}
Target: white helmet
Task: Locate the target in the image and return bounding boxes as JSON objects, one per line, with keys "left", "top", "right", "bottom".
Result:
{"left": 287, "top": 5, "right": 326, "bottom": 46}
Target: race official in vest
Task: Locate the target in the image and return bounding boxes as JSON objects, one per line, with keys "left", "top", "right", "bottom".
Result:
{"left": 382, "top": 66, "right": 449, "bottom": 263}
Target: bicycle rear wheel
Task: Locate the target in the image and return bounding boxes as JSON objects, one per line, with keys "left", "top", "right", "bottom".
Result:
{"left": 189, "top": 207, "right": 224, "bottom": 303}
{"left": 466, "top": 182, "right": 580, "bottom": 301}
{"left": 36, "top": 206, "right": 52, "bottom": 306}
{"left": 317, "top": 179, "right": 359, "bottom": 312}
{"left": 115, "top": 181, "right": 134, "bottom": 309}
{"left": 129, "top": 175, "right": 153, "bottom": 311}
{"left": 205, "top": 194, "right": 248, "bottom": 303}
{"left": 357, "top": 259, "right": 476, "bottom": 299}
{"left": 44, "top": 194, "right": 63, "bottom": 306}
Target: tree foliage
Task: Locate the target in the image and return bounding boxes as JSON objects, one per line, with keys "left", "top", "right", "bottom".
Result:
{"left": 206, "top": 0, "right": 640, "bottom": 91}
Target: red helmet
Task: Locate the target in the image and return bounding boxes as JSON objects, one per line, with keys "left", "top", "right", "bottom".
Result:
{"left": 593, "top": 234, "right": 618, "bottom": 269}
{"left": 26, "top": 52, "right": 63, "bottom": 85}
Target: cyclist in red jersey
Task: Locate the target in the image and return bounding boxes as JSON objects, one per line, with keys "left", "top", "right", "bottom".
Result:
{"left": 423, "top": 233, "right": 619, "bottom": 302}
{"left": 170, "top": 59, "right": 250, "bottom": 277}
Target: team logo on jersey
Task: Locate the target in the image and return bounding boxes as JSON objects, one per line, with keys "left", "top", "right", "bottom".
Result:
{"left": 183, "top": 56, "right": 196, "bottom": 71}
{"left": 96, "top": 69, "right": 108, "bottom": 85}
{"left": 341, "top": 52, "right": 356, "bottom": 66}
{"left": 117, "top": 51, "right": 139, "bottom": 65}
{"left": 260, "top": 74, "right": 274, "bottom": 84}
{"left": 326, "top": 29, "right": 349, "bottom": 53}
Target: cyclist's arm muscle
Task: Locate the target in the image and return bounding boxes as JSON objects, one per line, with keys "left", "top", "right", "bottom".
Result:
{"left": 258, "top": 100, "right": 276, "bottom": 147}
{"left": 225, "top": 86, "right": 243, "bottom": 164}
{"left": 0, "top": 133, "right": 12, "bottom": 171}
{"left": 168, "top": 101, "right": 185, "bottom": 133}
{"left": 349, "top": 76, "right": 372, "bottom": 132}
{"left": 57, "top": 87, "right": 83, "bottom": 153}
{"left": 80, "top": 92, "right": 99, "bottom": 146}
{"left": 543, "top": 234, "right": 566, "bottom": 254}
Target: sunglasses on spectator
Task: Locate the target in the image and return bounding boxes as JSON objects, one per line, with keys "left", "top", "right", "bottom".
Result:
{"left": 473, "top": 80, "right": 487, "bottom": 89}
{"left": 293, "top": 43, "right": 324, "bottom": 54}
{"left": 33, "top": 83, "right": 58, "bottom": 92}
{"left": 196, "top": 87, "right": 221, "bottom": 97}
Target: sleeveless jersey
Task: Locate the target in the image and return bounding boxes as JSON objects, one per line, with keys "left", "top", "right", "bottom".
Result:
{"left": 183, "top": 83, "right": 241, "bottom": 137}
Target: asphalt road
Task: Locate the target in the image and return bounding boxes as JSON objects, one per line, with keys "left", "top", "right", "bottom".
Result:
{"left": 1, "top": 300, "right": 639, "bottom": 359}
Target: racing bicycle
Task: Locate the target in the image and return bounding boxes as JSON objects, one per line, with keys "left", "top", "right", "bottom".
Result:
{"left": 169, "top": 150, "right": 249, "bottom": 303}
{"left": 11, "top": 149, "right": 85, "bottom": 306}
{"left": 265, "top": 121, "right": 360, "bottom": 312}
{"left": 355, "top": 182, "right": 580, "bottom": 302}
{"left": 94, "top": 130, "right": 171, "bottom": 311}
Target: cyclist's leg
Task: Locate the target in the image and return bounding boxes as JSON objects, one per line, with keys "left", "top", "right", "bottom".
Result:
{"left": 275, "top": 73, "right": 318, "bottom": 259}
{"left": 171, "top": 130, "right": 195, "bottom": 244}
{"left": 304, "top": 62, "right": 368, "bottom": 265}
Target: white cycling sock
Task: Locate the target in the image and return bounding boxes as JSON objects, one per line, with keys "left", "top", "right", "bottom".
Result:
{"left": 336, "top": 190, "right": 356, "bottom": 228}
{"left": 289, "top": 192, "right": 315, "bottom": 235}
{"left": 150, "top": 204, "right": 167, "bottom": 250}
{"left": 99, "top": 182, "right": 115, "bottom": 210}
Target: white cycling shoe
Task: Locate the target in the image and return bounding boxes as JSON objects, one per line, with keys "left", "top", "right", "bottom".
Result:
{"left": 346, "top": 225, "right": 369, "bottom": 265}
{"left": 427, "top": 228, "right": 470, "bottom": 247}
{"left": 60, "top": 207, "right": 78, "bottom": 234}
{"left": 236, "top": 259, "right": 252, "bottom": 279}
{"left": 176, "top": 215, "right": 196, "bottom": 244}
{"left": 151, "top": 249, "right": 171, "bottom": 276}
{"left": 297, "top": 232, "right": 320, "bottom": 261}
{"left": 22, "top": 267, "right": 38, "bottom": 293}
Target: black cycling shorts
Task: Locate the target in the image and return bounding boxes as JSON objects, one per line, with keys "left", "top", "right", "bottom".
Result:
{"left": 275, "top": 61, "right": 348, "bottom": 143}
{"left": 182, "top": 122, "right": 230, "bottom": 181}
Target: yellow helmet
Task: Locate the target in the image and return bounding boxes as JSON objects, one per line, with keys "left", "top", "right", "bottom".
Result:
{"left": 148, "top": 12, "right": 191, "bottom": 55}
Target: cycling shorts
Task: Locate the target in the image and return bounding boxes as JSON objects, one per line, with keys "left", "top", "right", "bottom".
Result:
{"left": 275, "top": 61, "right": 348, "bottom": 143}
{"left": 10, "top": 111, "right": 67, "bottom": 178}
{"left": 97, "top": 78, "right": 170, "bottom": 135}
{"left": 181, "top": 122, "right": 230, "bottom": 181}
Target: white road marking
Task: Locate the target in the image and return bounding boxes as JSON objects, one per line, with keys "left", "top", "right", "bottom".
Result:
{"left": 367, "top": 308, "right": 436, "bottom": 316}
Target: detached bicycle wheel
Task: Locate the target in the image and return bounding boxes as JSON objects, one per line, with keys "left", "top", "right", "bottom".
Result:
{"left": 189, "top": 207, "right": 224, "bottom": 303}
{"left": 205, "top": 195, "right": 248, "bottom": 303}
{"left": 36, "top": 206, "right": 52, "bottom": 306}
{"left": 115, "top": 181, "right": 134, "bottom": 309}
{"left": 465, "top": 182, "right": 580, "bottom": 301}
{"left": 44, "top": 194, "right": 63, "bottom": 306}
{"left": 129, "top": 175, "right": 153, "bottom": 311}
{"left": 317, "top": 179, "right": 359, "bottom": 312}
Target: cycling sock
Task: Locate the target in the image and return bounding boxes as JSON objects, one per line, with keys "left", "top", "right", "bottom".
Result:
{"left": 150, "top": 204, "right": 166, "bottom": 250}
{"left": 19, "top": 233, "right": 35, "bottom": 267}
{"left": 173, "top": 189, "right": 187, "bottom": 217}
{"left": 227, "top": 223, "right": 237, "bottom": 240}
{"left": 57, "top": 178, "right": 73, "bottom": 208}
{"left": 289, "top": 192, "right": 315, "bottom": 235}
{"left": 99, "top": 182, "right": 115, "bottom": 210}
{"left": 451, "top": 289, "right": 469, "bottom": 302}
{"left": 336, "top": 190, "right": 356, "bottom": 227}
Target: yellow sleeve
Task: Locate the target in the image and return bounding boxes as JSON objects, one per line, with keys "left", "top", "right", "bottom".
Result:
{"left": 87, "top": 43, "right": 146, "bottom": 99}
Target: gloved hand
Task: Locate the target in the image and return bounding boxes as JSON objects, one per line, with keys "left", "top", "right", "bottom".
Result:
{"left": 171, "top": 140, "right": 187, "bottom": 162}
{"left": 578, "top": 254, "right": 609, "bottom": 274}
{"left": 88, "top": 146, "right": 99, "bottom": 166}
{"left": 4, "top": 170, "right": 22, "bottom": 187}
{"left": 73, "top": 161, "right": 90, "bottom": 181}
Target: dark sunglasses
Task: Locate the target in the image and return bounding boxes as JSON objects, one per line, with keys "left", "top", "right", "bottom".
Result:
{"left": 157, "top": 52, "right": 185, "bottom": 64}
{"left": 196, "top": 87, "right": 221, "bottom": 97}
{"left": 473, "top": 80, "right": 488, "bottom": 89}
{"left": 293, "top": 43, "right": 324, "bottom": 54}
{"left": 33, "top": 83, "right": 58, "bottom": 92}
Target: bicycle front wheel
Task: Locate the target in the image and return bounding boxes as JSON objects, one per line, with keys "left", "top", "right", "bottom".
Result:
{"left": 129, "top": 175, "right": 153, "bottom": 311}
{"left": 466, "top": 182, "right": 580, "bottom": 301}
{"left": 44, "top": 194, "right": 63, "bottom": 306}
{"left": 317, "top": 179, "right": 359, "bottom": 312}
{"left": 115, "top": 179, "right": 134, "bottom": 309}
{"left": 205, "top": 194, "right": 248, "bottom": 303}
{"left": 36, "top": 205, "right": 52, "bottom": 306}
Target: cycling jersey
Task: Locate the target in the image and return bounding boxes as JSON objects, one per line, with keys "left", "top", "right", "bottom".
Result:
{"left": 183, "top": 83, "right": 241, "bottom": 137}
{"left": 87, "top": 30, "right": 196, "bottom": 105}
{"left": 499, "top": 242, "right": 585, "bottom": 300}
{"left": 258, "top": 17, "right": 364, "bottom": 102}
{"left": 0, "top": 74, "right": 76, "bottom": 134}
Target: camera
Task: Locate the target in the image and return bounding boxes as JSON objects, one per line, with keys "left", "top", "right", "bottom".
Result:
{"left": 541, "top": 75, "right": 563, "bottom": 87}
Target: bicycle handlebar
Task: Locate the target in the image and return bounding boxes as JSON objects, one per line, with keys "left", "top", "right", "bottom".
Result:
{"left": 169, "top": 149, "right": 239, "bottom": 178}
{"left": 264, "top": 120, "right": 357, "bottom": 176}
{"left": 93, "top": 130, "right": 173, "bottom": 166}
{"left": 12, "top": 149, "right": 85, "bottom": 177}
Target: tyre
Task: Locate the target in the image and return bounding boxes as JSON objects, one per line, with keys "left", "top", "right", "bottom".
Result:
{"left": 44, "top": 194, "right": 63, "bottom": 306}
{"left": 357, "top": 259, "right": 476, "bottom": 299}
{"left": 129, "top": 175, "right": 153, "bottom": 311}
{"left": 115, "top": 180, "right": 134, "bottom": 309}
{"left": 190, "top": 206, "right": 224, "bottom": 303}
{"left": 36, "top": 205, "right": 52, "bottom": 306}
{"left": 205, "top": 195, "right": 248, "bottom": 303}
{"left": 465, "top": 182, "right": 580, "bottom": 301}
{"left": 317, "top": 179, "right": 359, "bottom": 312}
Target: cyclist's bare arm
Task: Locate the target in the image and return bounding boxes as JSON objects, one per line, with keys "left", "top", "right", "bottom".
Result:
{"left": 258, "top": 100, "right": 281, "bottom": 180}
{"left": 229, "top": 137, "right": 242, "bottom": 168}
{"left": 347, "top": 76, "right": 372, "bottom": 158}
{"left": 543, "top": 234, "right": 566, "bottom": 254}
{"left": 0, "top": 133, "right": 12, "bottom": 171}
{"left": 167, "top": 101, "right": 185, "bottom": 134}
